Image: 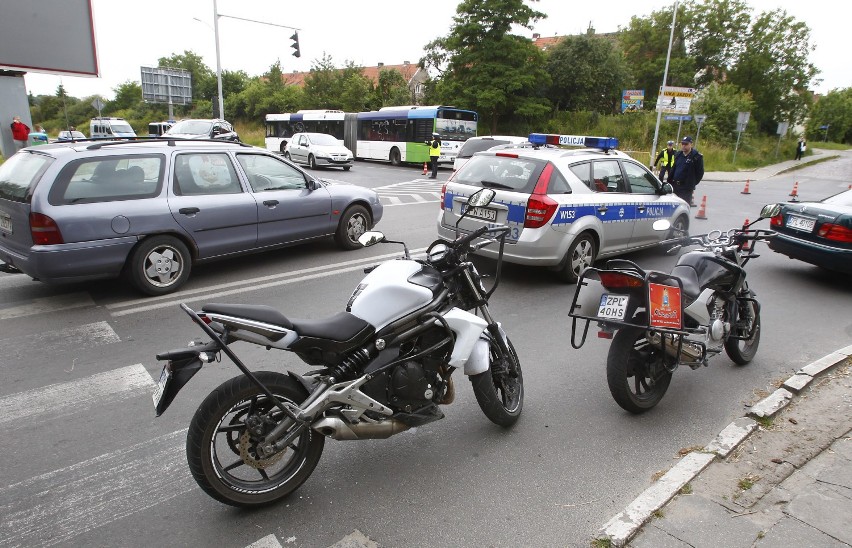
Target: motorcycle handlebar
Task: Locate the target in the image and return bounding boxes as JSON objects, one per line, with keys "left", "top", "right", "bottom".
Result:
{"left": 454, "top": 225, "right": 510, "bottom": 251}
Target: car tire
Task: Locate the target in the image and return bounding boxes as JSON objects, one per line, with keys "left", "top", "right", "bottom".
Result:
{"left": 308, "top": 155, "right": 317, "bottom": 170}
{"left": 555, "top": 233, "right": 596, "bottom": 284}
{"left": 126, "top": 235, "right": 192, "bottom": 296}
{"left": 335, "top": 205, "right": 371, "bottom": 250}
{"left": 343, "top": 166, "right": 351, "bottom": 171}
{"left": 389, "top": 148, "right": 401, "bottom": 166}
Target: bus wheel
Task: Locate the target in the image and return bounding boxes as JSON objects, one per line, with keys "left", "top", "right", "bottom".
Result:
{"left": 389, "top": 148, "right": 401, "bottom": 166}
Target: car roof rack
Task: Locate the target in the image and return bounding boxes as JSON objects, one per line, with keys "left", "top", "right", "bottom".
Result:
{"left": 85, "top": 137, "right": 252, "bottom": 150}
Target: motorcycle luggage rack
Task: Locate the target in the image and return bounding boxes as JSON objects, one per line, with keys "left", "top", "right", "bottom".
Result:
{"left": 568, "top": 264, "right": 695, "bottom": 350}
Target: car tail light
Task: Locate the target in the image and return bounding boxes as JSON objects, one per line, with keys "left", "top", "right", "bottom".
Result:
{"left": 524, "top": 163, "right": 558, "bottom": 229}
{"left": 599, "top": 271, "right": 644, "bottom": 290}
{"left": 817, "top": 223, "right": 852, "bottom": 243}
{"left": 495, "top": 152, "right": 518, "bottom": 158}
{"left": 770, "top": 214, "right": 783, "bottom": 227}
{"left": 30, "top": 213, "right": 64, "bottom": 245}
{"left": 440, "top": 183, "right": 447, "bottom": 210}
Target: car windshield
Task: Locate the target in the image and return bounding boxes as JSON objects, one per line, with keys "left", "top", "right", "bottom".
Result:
{"left": 823, "top": 189, "right": 852, "bottom": 207}
{"left": 0, "top": 152, "right": 54, "bottom": 202}
{"left": 309, "top": 133, "right": 340, "bottom": 146}
{"left": 454, "top": 155, "right": 543, "bottom": 192}
{"left": 169, "top": 121, "right": 213, "bottom": 135}
{"left": 71, "top": 131, "right": 86, "bottom": 138}
{"left": 458, "top": 139, "right": 514, "bottom": 159}
{"left": 111, "top": 124, "right": 134, "bottom": 134}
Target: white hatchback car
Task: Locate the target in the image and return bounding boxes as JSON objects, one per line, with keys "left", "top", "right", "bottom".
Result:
{"left": 437, "top": 134, "right": 690, "bottom": 282}
{"left": 284, "top": 132, "right": 354, "bottom": 171}
{"left": 452, "top": 135, "right": 529, "bottom": 172}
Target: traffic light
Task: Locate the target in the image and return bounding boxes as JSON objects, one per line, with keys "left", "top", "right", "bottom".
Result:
{"left": 290, "top": 32, "right": 300, "bottom": 58}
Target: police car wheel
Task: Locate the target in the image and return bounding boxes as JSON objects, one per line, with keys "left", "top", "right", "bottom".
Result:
{"left": 555, "top": 233, "right": 596, "bottom": 284}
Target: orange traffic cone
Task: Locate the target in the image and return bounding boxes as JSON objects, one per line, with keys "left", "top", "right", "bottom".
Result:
{"left": 741, "top": 179, "right": 751, "bottom": 194}
{"left": 422, "top": 162, "right": 428, "bottom": 176}
{"left": 695, "top": 195, "right": 708, "bottom": 220}
{"left": 741, "top": 219, "right": 751, "bottom": 251}
{"left": 789, "top": 181, "right": 800, "bottom": 202}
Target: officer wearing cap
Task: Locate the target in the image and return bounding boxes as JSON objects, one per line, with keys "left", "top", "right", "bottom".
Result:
{"left": 425, "top": 132, "right": 442, "bottom": 179}
{"left": 670, "top": 136, "right": 704, "bottom": 206}
{"left": 653, "top": 140, "right": 676, "bottom": 183}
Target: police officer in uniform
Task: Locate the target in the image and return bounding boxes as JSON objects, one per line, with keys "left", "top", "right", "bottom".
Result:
{"left": 426, "top": 132, "right": 441, "bottom": 179}
{"left": 653, "top": 140, "right": 676, "bottom": 183}
{"left": 670, "top": 136, "right": 704, "bottom": 206}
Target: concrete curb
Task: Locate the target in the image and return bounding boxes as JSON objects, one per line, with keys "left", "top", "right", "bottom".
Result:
{"left": 595, "top": 347, "right": 852, "bottom": 547}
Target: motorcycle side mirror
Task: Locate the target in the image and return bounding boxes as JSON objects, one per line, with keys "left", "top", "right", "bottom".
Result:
{"left": 467, "top": 188, "right": 496, "bottom": 208}
{"left": 358, "top": 231, "right": 385, "bottom": 247}
{"left": 760, "top": 203, "right": 782, "bottom": 219}
{"left": 652, "top": 219, "right": 671, "bottom": 232}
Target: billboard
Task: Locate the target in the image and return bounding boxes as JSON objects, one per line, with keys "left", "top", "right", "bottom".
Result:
{"left": 0, "top": 0, "right": 99, "bottom": 77}
{"left": 656, "top": 86, "right": 696, "bottom": 115}
{"left": 621, "top": 89, "right": 644, "bottom": 112}
{"left": 141, "top": 67, "right": 192, "bottom": 105}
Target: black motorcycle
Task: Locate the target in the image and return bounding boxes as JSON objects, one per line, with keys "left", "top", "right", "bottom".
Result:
{"left": 568, "top": 204, "right": 781, "bottom": 413}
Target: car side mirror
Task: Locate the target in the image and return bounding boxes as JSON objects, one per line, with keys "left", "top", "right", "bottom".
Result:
{"left": 660, "top": 183, "right": 674, "bottom": 195}
{"left": 358, "top": 231, "right": 385, "bottom": 247}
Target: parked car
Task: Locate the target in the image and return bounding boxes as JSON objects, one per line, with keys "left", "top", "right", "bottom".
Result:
{"left": 452, "top": 135, "right": 529, "bottom": 172}
{"left": 148, "top": 121, "right": 173, "bottom": 137}
{"left": 164, "top": 119, "right": 240, "bottom": 142}
{"left": 437, "top": 133, "right": 690, "bottom": 282}
{"left": 0, "top": 140, "right": 383, "bottom": 295}
{"left": 766, "top": 188, "right": 852, "bottom": 274}
{"left": 284, "top": 132, "right": 354, "bottom": 170}
{"left": 56, "top": 130, "right": 87, "bottom": 141}
{"left": 90, "top": 117, "right": 137, "bottom": 138}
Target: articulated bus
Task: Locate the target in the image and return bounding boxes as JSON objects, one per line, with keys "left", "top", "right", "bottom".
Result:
{"left": 264, "top": 110, "right": 346, "bottom": 153}
{"left": 266, "top": 106, "right": 477, "bottom": 165}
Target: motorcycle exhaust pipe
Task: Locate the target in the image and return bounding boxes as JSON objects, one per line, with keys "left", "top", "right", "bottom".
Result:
{"left": 312, "top": 417, "right": 410, "bottom": 440}
{"left": 649, "top": 333, "right": 704, "bottom": 362}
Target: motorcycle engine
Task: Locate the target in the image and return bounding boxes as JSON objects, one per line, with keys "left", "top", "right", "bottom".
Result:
{"left": 389, "top": 362, "right": 440, "bottom": 410}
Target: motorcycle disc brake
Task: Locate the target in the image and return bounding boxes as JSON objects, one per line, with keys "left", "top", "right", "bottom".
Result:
{"left": 239, "top": 430, "right": 287, "bottom": 469}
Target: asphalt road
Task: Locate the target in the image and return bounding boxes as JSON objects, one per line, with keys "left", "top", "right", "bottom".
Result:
{"left": 0, "top": 156, "right": 850, "bottom": 547}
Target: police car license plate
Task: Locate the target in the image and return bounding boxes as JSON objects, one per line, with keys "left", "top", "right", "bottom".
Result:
{"left": 467, "top": 206, "right": 497, "bottom": 221}
{"left": 598, "top": 294, "right": 628, "bottom": 320}
{"left": 786, "top": 214, "right": 815, "bottom": 232}
{"left": 151, "top": 365, "right": 171, "bottom": 410}
{"left": 0, "top": 213, "right": 11, "bottom": 234}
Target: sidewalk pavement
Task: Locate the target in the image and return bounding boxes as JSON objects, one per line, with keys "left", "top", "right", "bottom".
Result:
{"left": 701, "top": 147, "right": 845, "bottom": 183}
{"left": 596, "top": 346, "right": 852, "bottom": 547}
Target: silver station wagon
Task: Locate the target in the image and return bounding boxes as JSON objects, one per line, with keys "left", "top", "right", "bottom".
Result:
{"left": 0, "top": 139, "right": 383, "bottom": 295}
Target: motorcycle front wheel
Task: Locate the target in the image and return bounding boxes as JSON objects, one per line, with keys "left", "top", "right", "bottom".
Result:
{"left": 724, "top": 291, "right": 761, "bottom": 365}
{"left": 186, "top": 372, "right": 324, "bottom": 507}
{"left": 470, "top": 336, "right": 523, "bottom": 427}
{"left": 606, "top": 327, "right": 673, "bottom": 414}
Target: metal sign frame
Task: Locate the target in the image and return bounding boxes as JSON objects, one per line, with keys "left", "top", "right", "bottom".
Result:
{"left": 141, "top": 66, "right": 192, "bottom": 106}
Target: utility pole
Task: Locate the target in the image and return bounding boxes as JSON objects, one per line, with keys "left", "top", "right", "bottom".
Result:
{"left": 650, "top": 0, "right": 679, "bottom": 166}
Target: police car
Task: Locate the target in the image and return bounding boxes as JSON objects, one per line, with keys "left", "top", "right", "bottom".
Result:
{"left": 437, "top": 133, "right": 690, "bottom": 282}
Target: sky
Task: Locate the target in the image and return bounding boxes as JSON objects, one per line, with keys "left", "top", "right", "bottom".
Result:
{"left": 19, "top": 0, "right": 850, "bottom": 101}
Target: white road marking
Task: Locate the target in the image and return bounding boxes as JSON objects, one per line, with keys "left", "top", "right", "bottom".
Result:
{"left": 385, "top": 196, "right": 403, "bottom": 205}
{"left": 0, "top": 429, "right": 191, "bottom": 547}
{"left": 247, "top": 534, "right": 284, "bottom": 548}
{"left": 107, "top": 249, "right": 427, "bottom": 317}
{"left": 0, "top": 363, "right": 154, "bottom": 427}
{"left": 1, "top": 321, "right": 120, "bottom": 356}
{"left": 0, "top": 292, "right": 94, "bottom": 321}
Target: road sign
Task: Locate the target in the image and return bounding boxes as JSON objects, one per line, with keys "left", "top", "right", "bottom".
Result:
{"left": 656, "top": 86, "right": 696, "bottom": 114}
{"left": 694, "top": 114, "right": 707, "bottom": 125}
{"left": 665, "top": 115, "right": 692, "bottom": 121}
{"left": 777, "top": 122, "right": 789, "bottom": 135}
{"left": 91, "top": 97, "right": 104, "bottom": 111}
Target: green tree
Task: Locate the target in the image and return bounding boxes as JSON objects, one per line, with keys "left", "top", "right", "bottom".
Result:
{"left": 375, "top": 69, "right": 412, "bottom": 108}
{"left": 108, "top": 81, "right": 142, "bottom": 112}
{"left": 422, "top": 0, "right": 551, "bottom": 133}
{"left": 618, "top": 5, "right": 695, "bottom": 105}
{"left": 689, "top": 82, "right": 755, "bottom": 141}
{"left": 303, "top": 53, "right": 343, "bottom": 109}
{"left": 684, "top": 0, "right": 752, "bottom": 86}
{"left": 727, "top": 9, "right": 817, "bottom": 132}
{"left": 157, "top": 50, "right": 216, "bottom": 105}
{"left": 546, "top": 33, "right": 629, "bottom": 113}
{"left": 807, "top": 88, "right": 852, "bottom": 143}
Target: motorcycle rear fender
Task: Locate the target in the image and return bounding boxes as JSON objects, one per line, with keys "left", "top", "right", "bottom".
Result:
{"left": 153, "top": 356, "right": 204, "bottom": 417}
{"left": 439, "top": 307, "right": 489, "bottom": 373}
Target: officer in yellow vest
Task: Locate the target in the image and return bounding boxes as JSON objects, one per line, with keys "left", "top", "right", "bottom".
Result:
{"left": 426, "top": 132, "right": 441, "bottom": 179}
{"left": 653, "top": 140, "right": 676, "bottom": 183}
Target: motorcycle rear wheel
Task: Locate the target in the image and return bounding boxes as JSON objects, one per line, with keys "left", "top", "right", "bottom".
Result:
{"left": 607, "top": 327, "right": 673, "bottom": 414}
{"left": 470, "top": 336, "right": 523, "bottom": 427}
{"left": 724, "top": 292, "right": 761, "bottom": 365}
{"left": 186, "top": 372, "right": 324, "bottom": 507}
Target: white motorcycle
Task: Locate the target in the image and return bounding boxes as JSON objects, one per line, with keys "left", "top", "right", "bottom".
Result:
{"left": 152, "top": 189, "right": 523, "bottom": 507}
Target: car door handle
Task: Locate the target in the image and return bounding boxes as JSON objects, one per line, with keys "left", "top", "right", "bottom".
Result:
{"left": 179, "top": 207, "right": 200, "bottom": 215}
{"left": 263, "top": 200, "right": 279, "bottom": 207}
{"left": 597, "top": 206, "right": 608, "bottom": 213}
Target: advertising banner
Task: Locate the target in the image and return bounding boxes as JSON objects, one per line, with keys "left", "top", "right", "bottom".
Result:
{"left": 648, "top": 283, "right": 682, "bottom": 329}
{"left": 656, "top": 86, "right": 696, "bottom": 115}
{"left": 621, "top": 89, "right": 645, "bottom": 112}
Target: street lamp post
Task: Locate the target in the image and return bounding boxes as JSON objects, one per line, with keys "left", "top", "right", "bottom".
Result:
{"left": 650, "top": 0, "right": 679, "bottom": 166}
{"left": 213, "top": 0, "right": 224, "bottom": 120}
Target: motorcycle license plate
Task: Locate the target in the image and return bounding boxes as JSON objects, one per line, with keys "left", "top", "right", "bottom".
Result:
{"left": 598, "top": 294, "right": 628, "bottom": 320}
{"left": 152, "top": 365, "right": 172, "bottom": 410}
{"left": 786, "top": 214, "right": 815, "bottom": 232}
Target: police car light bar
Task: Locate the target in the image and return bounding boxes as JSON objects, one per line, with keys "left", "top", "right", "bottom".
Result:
{"left": 528, "top": 133, "right": 619, "bottom": 151}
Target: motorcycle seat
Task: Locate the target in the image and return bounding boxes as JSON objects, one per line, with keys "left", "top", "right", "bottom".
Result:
{"left": 669, "top": 264, "right": 701, "bottom": 300}
{"left": 290, "top": 312, "right": 373, "bottom": 342}
{"left": 202, "top": 303, "right": 294, "bottom": 329}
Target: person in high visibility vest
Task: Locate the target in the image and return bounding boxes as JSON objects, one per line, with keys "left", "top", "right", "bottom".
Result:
{"left": 653, "top": 140, "right": 676, "bottom": 183}
{"left": 425, "top": 132, "right": 441, "bottom": 179}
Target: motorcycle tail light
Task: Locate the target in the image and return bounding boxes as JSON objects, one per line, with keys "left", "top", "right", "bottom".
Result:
{"left": 599, "top": 271, "right": 644, "bottom": 289}
{"left": 198, "top": 314, "right": 212, "bottom": 325}
{"left": 30, "top": 213, "right": 64, "bottom": 245}
{"left": 818, "top": 223, "right": 852, "bottom": 243}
